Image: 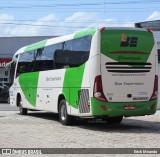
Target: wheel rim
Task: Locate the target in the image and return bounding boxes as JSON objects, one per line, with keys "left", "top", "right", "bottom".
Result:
{"left": 61, "top": 104, "right": 67, "bottom": 121}
{"left": 20, "top": 100, "right": 22, "bottom": 106}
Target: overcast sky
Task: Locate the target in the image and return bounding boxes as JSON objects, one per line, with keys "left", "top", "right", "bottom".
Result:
{"left": 0, "top": 0, "right": 160, "bottom": 37}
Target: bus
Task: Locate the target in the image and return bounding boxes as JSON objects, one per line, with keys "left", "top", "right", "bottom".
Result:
{"left": 9, "top": 27, "right": 158, "bottom": 125}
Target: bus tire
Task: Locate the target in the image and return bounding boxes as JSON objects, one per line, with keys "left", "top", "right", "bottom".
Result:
{"left": 107, "top": 116, "right": 123, "bottom": 124}
{"left": 59, "top": 99, "right": 74, "bottom": 125}
{"left": 18, "top": 96, "right": 28, "bottom": 115}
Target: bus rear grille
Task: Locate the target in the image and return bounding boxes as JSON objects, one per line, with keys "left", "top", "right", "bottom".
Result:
{"left": 105, "top": 62, "right": 152, "bottom": 73}
{"left": 79, "top": 89, "right": 90, "bottom": 113}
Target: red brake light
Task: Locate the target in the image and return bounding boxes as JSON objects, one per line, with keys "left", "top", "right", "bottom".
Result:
{"left": 100, "top": 27, "right": 105, "bottom": 31}
{"left": 93, "top": 75, "right": 108, "bottom": 102}
{"left": 147, "top": 29, "right": 153, "bottom": 33}
{"left": 150, "top": 75, "right": 158, "bottom": 100}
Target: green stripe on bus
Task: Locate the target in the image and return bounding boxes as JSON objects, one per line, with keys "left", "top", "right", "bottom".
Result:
{"left": 101, "top": 30, "right": 154, "bottom": 67}
{"left": 74, "top": 29, "right": 97, "bottom": 39}
{"left": 19, "top": 72, "right": 39, "bottom": 107}
{"left": 91, "top": 97, "right": 157, "bottom": 116}
{"left": 62, "top": 64, "right": 85, "bottom": 109}
{"left": 25, "top": 40, "right": 47, "bottom": 52}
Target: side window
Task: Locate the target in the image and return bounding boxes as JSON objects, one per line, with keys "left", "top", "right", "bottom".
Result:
{"left": 35, "top": 48, "right": 44, "bottom": 71}
{"left": 71, "top": 35, "right": 91, "bottom": 67}
{"left": 63, "top": 40, "right": 73, "bottom": 51}
{"left": 54, "top": 36, "right": 92, "bottom": 69}
{"left": 73, "top": 35, "right": 92, "bottom": 52}
{"left": 54, "top": 41, "right": 73, "bottom": 69}
{"left": 16, "top": 51, "right": 34, "bottom": 77}
{"left": 42, "top": 44, "right": 58, "bottom": 70}
{"left": 16, "top": 35, "right": 92, "bottom": 74}
{"left": 35, "top": 44, "right": 60, "bottom": 71}
{"left": 158, "top": 49, "right": 160, "bottom": 63}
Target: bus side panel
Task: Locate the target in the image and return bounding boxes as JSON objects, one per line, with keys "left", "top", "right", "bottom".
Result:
{"left": 18, "top": 72, "right": 39, "bottom": 108}
{"left": 62, "top": 64, "right": 86, "bottom": 116}
{"left": 77, "top": 61, "right": 90, "bottom": 116}
{"left": 69, "top": 30, "right": 100, "bottom": 117}
{"left": 36, "top": 69, "right": 66, "bottom": 113}
{"left": 10, "top": 76, "right": 35, "bottom": 110}
{"left": 9, "top": 78, "right": 19, "bottom": 107}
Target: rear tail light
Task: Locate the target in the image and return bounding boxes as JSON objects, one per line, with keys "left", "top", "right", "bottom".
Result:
{"left": 150, "top": 103, "right": 156, "bottom": 109}
{"left": 150, "top": 75, "right": 158, "bottom": 100}
{"left": 101, "top": 105, "right": 107, "bottom": 111}
{"left": 100, "top": 27, "right": 105, "bottom": 31}
{"left": 93, "top": 75, "right": 108, "bottom": 102}
{"left": 147, "top": 29, "right": 153, "bottom": 33}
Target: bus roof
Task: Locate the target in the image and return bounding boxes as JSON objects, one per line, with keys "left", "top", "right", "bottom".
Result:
{"left": 13, "top": 27, "right": 149, "bottom": 57}
{"left": 13, "top": 28, "right": 98, "bottom": 57}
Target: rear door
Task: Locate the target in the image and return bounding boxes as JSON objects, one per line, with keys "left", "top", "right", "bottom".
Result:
{"left": 100, "top": 28, "right": 156, "bottom": 102}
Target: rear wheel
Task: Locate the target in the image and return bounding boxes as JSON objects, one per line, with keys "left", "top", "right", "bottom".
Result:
{"left": 18, "top": 96, "right": 28, "bottom": 115}
{"left": 107, "top": 116, "right": 123, "bottom": 124}
{"left": 59, "top": 99, "right": 74, "bottom": 125}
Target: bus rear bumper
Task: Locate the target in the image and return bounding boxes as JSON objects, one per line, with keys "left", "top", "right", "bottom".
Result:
{"left": 91, "top": 98, "right": 157, "bottom": 117}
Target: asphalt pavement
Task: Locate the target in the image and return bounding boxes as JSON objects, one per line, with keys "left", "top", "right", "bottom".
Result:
{"left": 0, "top": 102, "right": 160, "bottom": 157}
{"left": 0, "top": 102, "right": 18, "bottom": 111}
{"left": 0, "top": 102, "right": 160, "bottom": 115}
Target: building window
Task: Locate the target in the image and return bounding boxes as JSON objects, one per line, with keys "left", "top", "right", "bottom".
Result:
{"left": 5, "top": 70, "right": 8, "bottom": 76}
{"left": 4, "top": 78, "right": 8, "bottom": 82}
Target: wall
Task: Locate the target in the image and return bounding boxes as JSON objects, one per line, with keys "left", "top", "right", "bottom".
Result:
{"left": 0, "top": 36, "right": 55, "bottom": 58}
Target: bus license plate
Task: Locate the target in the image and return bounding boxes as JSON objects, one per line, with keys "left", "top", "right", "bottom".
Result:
{"left": 124, "top": 105, "right": 135, "bottom": 110}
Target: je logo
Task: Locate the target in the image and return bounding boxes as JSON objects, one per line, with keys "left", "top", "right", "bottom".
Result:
{"left": 120, "top": 34, "right": 138, "bottom": 47}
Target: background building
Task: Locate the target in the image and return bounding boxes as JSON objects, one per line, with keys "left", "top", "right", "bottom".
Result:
{"left": 0, "top": 36, "right": 54, "bottom": 102}
{"left": 135, "top": 20, "right": 160, "bottom": 56}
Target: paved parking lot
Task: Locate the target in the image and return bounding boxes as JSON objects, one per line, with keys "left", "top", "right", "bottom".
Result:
{"left": 0, "top": 103, "right": 160, "bottom": 156}
{"left": 0, "top": 103, "right": 18, "bottom": 111}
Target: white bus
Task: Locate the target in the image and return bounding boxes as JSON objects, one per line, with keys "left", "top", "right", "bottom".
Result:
{"left": 9, "top": 27, "right": 158, "bottom": 125}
